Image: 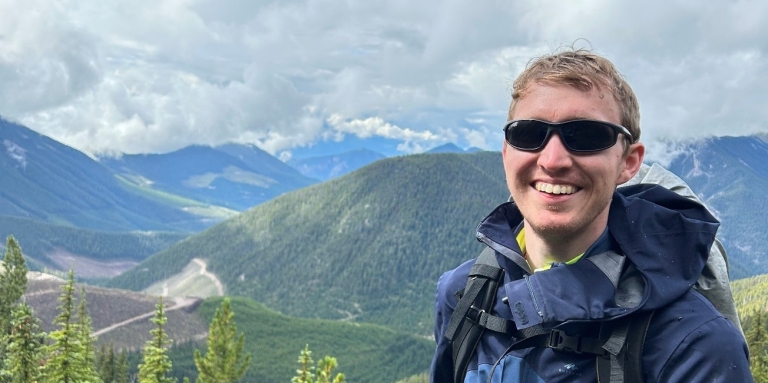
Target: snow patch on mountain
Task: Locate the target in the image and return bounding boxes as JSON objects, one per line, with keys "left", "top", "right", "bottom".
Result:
{"left": 4, "top": 139, "right": 27, "bottom": 168}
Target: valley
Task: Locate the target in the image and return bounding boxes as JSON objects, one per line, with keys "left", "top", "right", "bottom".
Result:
{"left": 3, "top": 116, "right": 768, "bottom": 381}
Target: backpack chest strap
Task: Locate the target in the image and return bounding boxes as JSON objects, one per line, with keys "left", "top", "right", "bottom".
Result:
{"left": 505, "top": 326, "right": 609, "bottom": 357}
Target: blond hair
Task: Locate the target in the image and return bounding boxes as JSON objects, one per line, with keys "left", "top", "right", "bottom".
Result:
{"left": 508, "top": 48, "right": 640, "bottom": 143}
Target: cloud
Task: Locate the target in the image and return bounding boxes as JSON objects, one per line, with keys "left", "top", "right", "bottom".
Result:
{"left": 1, "top": 0, "right": 767, "bottom": 160}
{"left": 327, "top": 114, "right": 442, "bottom": 149}
{"left": 0, "top": 0, "right": 102, "bottom": 115}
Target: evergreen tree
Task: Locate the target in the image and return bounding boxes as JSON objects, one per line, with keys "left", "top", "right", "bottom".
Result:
{"left": 76, "top": 287, "right": 101, "bottom": 380}
{"left": 0, "top": 236, "right": 29, "bottom": 371}
{"left": 746, "top": 309, "right": 768, "bottom": 382}
{"left": 315, "top": 356, "right": 344, "bottom": 383}
{"left": 1, "top": 302, "right": 44, "bottom": 383}
{"left": 97, "top": 344, "right": 116, "bottom": 383}
{"left": 41, "top": 269, "right": 102, "bottom": 383}
{"left": 291, "top": 345, "right": 345, "bottom": 383}
{"left": 193, "top": 298, "right": 251, "bottom": 383}
{"left": 137, "top": 297, "right": 175, "bottom": 383}
{"left": 114, "top": 351, "right": 130, "bottom": 383}
{"left": 292, "top": 345, "right": 315, "bottom": 383}
{"left": 0, "top": 236, "right": 28, "bottom": 324}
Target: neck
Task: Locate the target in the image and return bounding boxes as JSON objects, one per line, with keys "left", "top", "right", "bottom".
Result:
{"left": 523, "top": 222, "right": 606, "bottom": 270}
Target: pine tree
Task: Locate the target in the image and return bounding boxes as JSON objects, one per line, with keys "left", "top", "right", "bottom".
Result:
{"left": 114, "top": 350, "right": 130, "bottom": 383}
{"left": 76, "top": 287, "right": 101, "bottom": 381}
{"left": 137, "top": 297, "right": 175, "bottom": 383}
{"left": 746, "top": 309, "right": 768, "bottom": 382}
{"left": 291, "top": 345, "right": 345, "bottom": 383}
{"left": 1, "top": 302, "right": 44, "bottom": 383}
{"left": 0, "top": 236, "right": 29, "bottom": 371}
{"left": 315, "top": 356, "right": 344, "bottom": 383}
{"left": 97, "top": 344, "right": 116, "bottom": 383}
{"left": 291, "top": 345, "right": 315, "bottom": 383}
{"left": 193, "top": 298, "right": 251, "bottom": 383}
{"left": 41, "top": 269, "right": 102, "bottom": 383}
{"left": 0, "top": 236, "right": 28, "bottom": 325}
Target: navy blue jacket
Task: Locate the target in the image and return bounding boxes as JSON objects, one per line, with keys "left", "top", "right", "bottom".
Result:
{"left": 430, "top": 184, "right": 752, "bottom": 382}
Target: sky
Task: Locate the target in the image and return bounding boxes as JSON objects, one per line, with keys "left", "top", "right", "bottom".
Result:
{"left": 1, "top": 0, "right": 767, "bottom": 162}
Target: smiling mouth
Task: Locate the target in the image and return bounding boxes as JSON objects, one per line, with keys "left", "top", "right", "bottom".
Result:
{"left": 534, "top": 182, "right": 577, "bottom": 195}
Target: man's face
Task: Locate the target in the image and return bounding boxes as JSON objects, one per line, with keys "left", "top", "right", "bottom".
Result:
{"left": 502, "top": 82, "right": 643, "bottom": 245}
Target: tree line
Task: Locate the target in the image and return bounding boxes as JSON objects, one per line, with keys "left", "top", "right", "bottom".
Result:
{"left": 0, "top": 236, "right": 343, "bottom": 383}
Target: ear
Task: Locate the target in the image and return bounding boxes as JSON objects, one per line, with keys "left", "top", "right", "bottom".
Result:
{"left": 617, "top": 142, "right": 645, "bottom": 185}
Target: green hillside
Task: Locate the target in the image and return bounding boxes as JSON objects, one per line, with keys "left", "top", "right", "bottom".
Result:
{"left": 732, "top": 274, "right": 768, "bottom": 315}
{"left": 109, "top": 151, "right": 509, "bottom": 334}
{"left": 0, "top": 215, "right": 186, "bottom": 279}
{"left": 167, "top": 297, "right": 433, "bottom": 383}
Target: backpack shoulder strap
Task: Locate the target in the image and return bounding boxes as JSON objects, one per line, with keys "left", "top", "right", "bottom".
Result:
{"left": 442, "top": 247, "right": 510, "bottom": 383}
{"left": 596, "top": 310, "right": 655, "bottom": 383}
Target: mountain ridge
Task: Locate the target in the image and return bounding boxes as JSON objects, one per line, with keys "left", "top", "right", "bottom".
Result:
{"left": 109, "top": 136, "right": 768, "bottom": 333}
{"left": 100, "top": 143, "right": 316, "bottom": 210}
{"left": 287, "top": 147, "right": 386, "bottom": 181}
{"left": 0, "top": 117, "right": 210, "bottom": 232}
{"left": 108, "top": 151, "right": 510, "bottom": 334}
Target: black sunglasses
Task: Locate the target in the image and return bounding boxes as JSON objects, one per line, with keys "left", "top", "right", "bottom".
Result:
{"left": 503, "top": 119, "right": 634, "bottom": 153}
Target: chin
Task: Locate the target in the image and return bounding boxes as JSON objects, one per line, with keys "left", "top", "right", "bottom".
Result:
{"left": 528, "top": 220, "right": 583, "bottom": 241}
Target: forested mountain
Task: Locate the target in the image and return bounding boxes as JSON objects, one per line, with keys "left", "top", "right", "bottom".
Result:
{"left": 0, "top": 117, "right": 215, "bottom": 232}
{"left": 100, "top": 143, "right": 317, "bottom": 210}
{"left": 0, "top": 215, "right": 186, "bottom": 278}
{"left": 109, "top": 136, "right": 768, "bottom": 334}
{"left": 732, "top": 274, "right": 768, "bottom": 315}
{"left": 287, "top": 148, "right": 386, "bottom": 181}
{"left": 666, "top": 136, "right": 768, "bottom": 279}
{"left": 169, "top": 297, "right": 432, "bottom": 383}
{"left": 109, "top": 151, "right": 510, "bottom": 334}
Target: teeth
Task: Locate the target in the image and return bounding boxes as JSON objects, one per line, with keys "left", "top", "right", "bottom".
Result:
{"left": 536, "top": 182, "right": 576, "bottom": 195}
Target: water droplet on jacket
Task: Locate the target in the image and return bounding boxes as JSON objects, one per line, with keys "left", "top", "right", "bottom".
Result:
{"left": 677, "top": 316, "right": 683, "bottom": 321}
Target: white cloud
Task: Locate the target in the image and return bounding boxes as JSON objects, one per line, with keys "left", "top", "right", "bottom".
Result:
{"left": 0, "top": 0, "right": 766, "bottom": 159}
{"left": 326, "top": 114, "right": 445, "bottom": 153}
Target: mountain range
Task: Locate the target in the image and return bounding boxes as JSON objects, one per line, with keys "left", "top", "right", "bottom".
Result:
{"left": 0, "top": 118, "right": 209, "bottom": 232}
{"left": 288, "top": 148, "right": 386, "bottom": 181}
{"left": 4, "top": 114, "right": 768, "bottom": 337}
{"left": 108, "top": 136, "right": 768, "bottom": 336}
{"left": 108, "top": 151, "right": 510, "bottom": 334}
{"left": 666, "top": 136, "right": 768, "bottom": 279}
{"left": 100, "top": 143, "right": 317, "bottom": 210}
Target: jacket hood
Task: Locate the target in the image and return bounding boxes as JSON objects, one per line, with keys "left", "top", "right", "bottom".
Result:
{"left": 476, "top": 183, "right": 719, "bottom": 329}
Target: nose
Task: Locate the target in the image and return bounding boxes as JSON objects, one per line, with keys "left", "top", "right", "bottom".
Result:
{"left": 537, "top": 133, "right": 573, "bottom": 171}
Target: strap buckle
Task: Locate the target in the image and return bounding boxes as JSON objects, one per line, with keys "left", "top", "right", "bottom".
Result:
{"left": 547, "top": 330, "right": 583, "bottom": 353}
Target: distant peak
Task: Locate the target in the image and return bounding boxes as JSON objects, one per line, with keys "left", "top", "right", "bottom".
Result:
{"left": 426, "top": 143, "right": 464, "bottom": 154}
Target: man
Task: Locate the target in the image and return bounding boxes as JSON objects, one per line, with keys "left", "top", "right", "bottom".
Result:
{"left": 430, "top": 49, "right": 751, "bottom": 382}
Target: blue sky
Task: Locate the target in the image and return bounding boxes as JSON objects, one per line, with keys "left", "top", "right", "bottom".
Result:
{"left": 1, "top": 0, "right": 767, "bottom": 163}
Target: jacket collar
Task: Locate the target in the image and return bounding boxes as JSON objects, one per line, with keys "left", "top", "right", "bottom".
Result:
{"left": 476, "top": 183, "right": 719, "bottom": 289}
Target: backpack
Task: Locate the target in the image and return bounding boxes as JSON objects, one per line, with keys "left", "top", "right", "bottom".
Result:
{"left": 441, "top": 245, "right": 735, "bottom": 383}
{"left": 441, "top": 164, "right": 744, "bottom": 383}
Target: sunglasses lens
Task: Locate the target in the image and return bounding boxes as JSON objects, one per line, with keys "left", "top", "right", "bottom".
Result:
{"left": 505, "top": 120, "right": 621, "bottom": 152}
{"left": 561, "top": 121, "right": 617, "bottom": 151}
{"left": 505, "top": 121, "right": 550, "bottom": 150}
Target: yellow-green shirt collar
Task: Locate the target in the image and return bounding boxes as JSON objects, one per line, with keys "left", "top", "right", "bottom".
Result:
{"left": 516, "top": 227, "right": 584, "bottom": 273}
